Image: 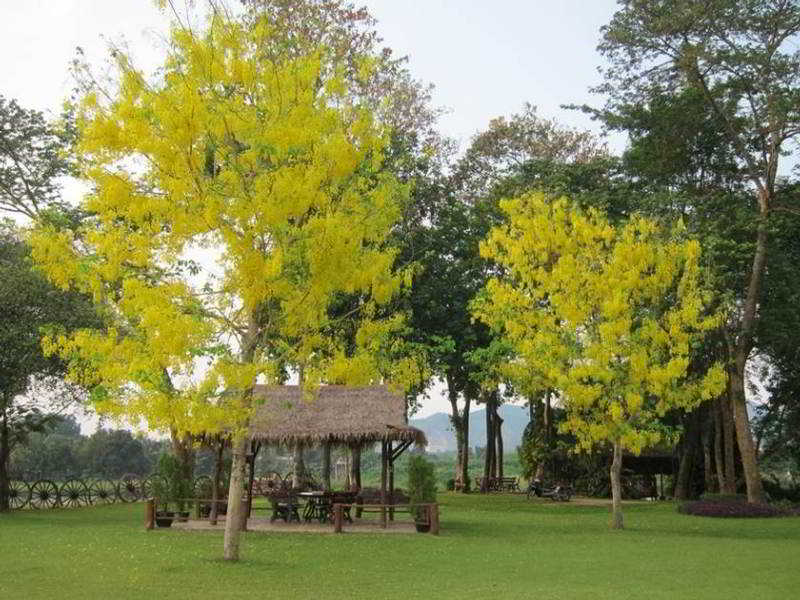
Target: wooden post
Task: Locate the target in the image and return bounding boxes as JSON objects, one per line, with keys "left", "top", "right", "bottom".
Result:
{"left": 333, "top": 503, "right": 343, "bottom": 533}
{"left": 380, "top": 441, "right": 387, "bottom": 505}
{"left": 380, "top": 504, "right": 387, "bottom": 529}
{"left": 145, "top": 499, "right": 155, "bottom": 530}
{"left": 430, "top": 503, "right": 440, "bottom": 535}
{"left": 388, "top": 440, "right": 394, "bottom": 521}
{"left": 195, "top": 498, "right": 200, "bottom": 520}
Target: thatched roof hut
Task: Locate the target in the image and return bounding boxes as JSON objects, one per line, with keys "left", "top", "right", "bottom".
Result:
{"left": 248, "top": 385, "right": 426, "bottom": 447}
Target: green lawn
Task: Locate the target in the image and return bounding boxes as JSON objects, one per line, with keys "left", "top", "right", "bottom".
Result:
{"left": 2, "top": 494, "right": 798, "bottom": 599}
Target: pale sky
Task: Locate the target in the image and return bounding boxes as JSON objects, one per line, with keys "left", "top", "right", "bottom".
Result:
{"left": 2, "top": 0, "right": 622, "bottom": 421}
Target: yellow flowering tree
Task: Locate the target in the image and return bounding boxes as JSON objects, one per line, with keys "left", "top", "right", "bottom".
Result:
{"left": 474, "top": 193, "right": 725, "bottom": 529}
{"left": 31, "top": 13, "right": 410, "bottom": 559}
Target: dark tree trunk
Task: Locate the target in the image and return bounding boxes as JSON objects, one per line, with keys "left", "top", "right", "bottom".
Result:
{"left": 482, "top": 393, "right": 493, "bottom": 492}
{"left": 0, "top": 404, "right": 9, "bottom": 512}
{"left": 610, "top": 440, "right": 624, "bottom": 529}
{"left": 170, "top": 430, "right": 195, "bottom": 485}
{"left": 210, "top": 439, "right": 224, "bottom": 525}
{"left": 461, "top": 395, "right": 471, "bottom": 491}
{"left": 701, "top": 408, "right": 715, "bottom": 494}
{"left": 535, "top": 394, "right": 552, "bottom": 480}
{"left": 720, "top": 390, "right": 737, "bottom": 494}
{"left": 675, "top": 412, "right": 699, "bottom": 500}
{"left": 446, "top": 375, "right": 472, "bottom": 492}
{"left": 495, "top": 406, "right": 504, "bottom": 480}
{"left": 713, "top": 397, "right": 726, "bottom": 493}
{"left": 322, "top": 442, "right": 331, "bottom": 491}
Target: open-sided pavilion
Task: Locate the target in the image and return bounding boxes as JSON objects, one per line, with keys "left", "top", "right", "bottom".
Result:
{"left": 245, "top": 384, "right": 426, "bottom": 508}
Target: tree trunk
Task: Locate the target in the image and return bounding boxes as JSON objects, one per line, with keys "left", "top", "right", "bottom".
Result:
{"left": 495, "top": 407, "right": 504, "bottom": 480}
{"left": 488, "top": 395, "right": 497, "bottom": 479}
{"left": 461, "top": 395, "right": 471, "bottom": 491}
{"left": 447, "top": 382, "right": 465, "bottom": 489}
{"left": 674, "top": 412, "right": 698, "bottom": 500}
{"left": 701, "top": 409, "right": 715, "bottom": 494}
{"left": 210, "top": 439, "right": 224, "bottom": 525}
{"left": 221, "top": 319, "right": 258, "bottom": 561}
{"left": 223, "top": 435, "right": 249, "bottom": 561}
{"left": 726, "top": 199, "right": 769, "bottom": 503}
{"left": 321, "top": 442, "right": 331, "bottom": 491}
{"left": 713, "top": 397, "right": 726, "bottom": 493}
{"left": 292, "top": 444, "right": 305, "bottom": 488}
{"left": 720, "top": 388, "right": 737, "bottom": 494}
{"left": 170, "top": 430, "right": 195, "bottom": 486}
{"left": 535, "top": 393, "right": 552, "bottom": 480}
{"left": 610, "top": 440, "right": 623, "bottom": 530}
{"left": 482, "top": 394, "right": 493, "bottom": 492}
{"left": 729, "top": 360, "right": 765, "bottom": 502}
{"left": 350, "top": 444, "right": 361, "bottom": 491}
{"left": 0, "top": 404, "right": 9, "bottom": 512}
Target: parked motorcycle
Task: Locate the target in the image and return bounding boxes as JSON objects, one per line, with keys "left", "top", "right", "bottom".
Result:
{"left": 526, "top": 479, "right": 573, "bottom": 502}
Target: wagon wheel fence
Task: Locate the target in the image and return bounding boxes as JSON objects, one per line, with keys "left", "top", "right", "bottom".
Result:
{"left": 4, "top": 474, "right": 229, "bottom": 511}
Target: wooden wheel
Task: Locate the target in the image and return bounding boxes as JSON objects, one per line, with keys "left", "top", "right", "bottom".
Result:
{"left": 117, "top": 474, "right": 141, "bottom": 502}
{"left": 141, "top": 475, "right": 153, "bottom": 499}
{"left": 29, "top": 479, "right": 59, "bottom": 509}
{"left": 9, "top": 480, "right": 30, "bottom": 509}
{"left": 59, "top": 479, "right": 89, "bottom": 508}
{"left": 88, "top": 479, "right": 117, "bottom": 504}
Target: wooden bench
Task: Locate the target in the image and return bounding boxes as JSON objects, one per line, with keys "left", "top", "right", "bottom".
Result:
{"left": 500, "top": 477, "right": 519, "bottom": 492}
{"left": 475, "top": 476, "right": 519, "bottom": 492}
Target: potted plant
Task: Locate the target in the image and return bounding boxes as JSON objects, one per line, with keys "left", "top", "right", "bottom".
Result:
{"left": 407, "top": 455, "right": 437, "bottom": 533}
{"left": 154, "top": 453, "right": 194, "bottom": 525}
{"left": 151, "top": 474, "right": 174, "bottom": 528}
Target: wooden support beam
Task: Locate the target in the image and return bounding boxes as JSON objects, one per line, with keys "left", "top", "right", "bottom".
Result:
{"left": 333, "top": 504, "right": 343, "bottom": 533}
{"left": 391, "top": 440, "right": 413, "bottom": 462}
{"left": 145, "top": 499, "right": 154, "bottom": 530}
{"left": 388, "top": 440, "right": 394, "bottom": 521}
{"left": 380, "top": 441, "right": 387, "bottom": 505}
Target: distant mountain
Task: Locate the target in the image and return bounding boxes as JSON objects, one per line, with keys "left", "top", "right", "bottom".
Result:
{"left": 410, "top": 405, "right": 530, "bottom": 453}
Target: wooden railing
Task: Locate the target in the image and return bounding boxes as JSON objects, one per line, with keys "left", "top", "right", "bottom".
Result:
{"left": 331, "top": 502, "right": 439, "bottom": 535}
{"left": 146, "top": 498, "right": 440, "bottom": 535}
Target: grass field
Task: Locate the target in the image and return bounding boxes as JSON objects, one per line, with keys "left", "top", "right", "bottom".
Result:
{"left": 2, "top": 493, "right": 799, "bottom": 599}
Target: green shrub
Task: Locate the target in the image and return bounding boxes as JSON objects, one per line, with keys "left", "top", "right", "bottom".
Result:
{"left": 154, "top": 453, "right": 193, "bottom": 511}
{"left": 407, "top": 455, "right": 437, "bottom": 521}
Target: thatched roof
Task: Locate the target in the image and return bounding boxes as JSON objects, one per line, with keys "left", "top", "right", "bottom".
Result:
{"left": 248, "top": 385, "right": 426, "bottom": 447}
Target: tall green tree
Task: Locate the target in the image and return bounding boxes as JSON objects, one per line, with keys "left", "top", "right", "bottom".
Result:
{"left": 0, "top": 96, "right": 75, "bottom": 220}
{"left": 593, "top": 0, "right": 800, "bottom": 503}
{"left": 0, "top": 223, "right": 97, "bottom": 510}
